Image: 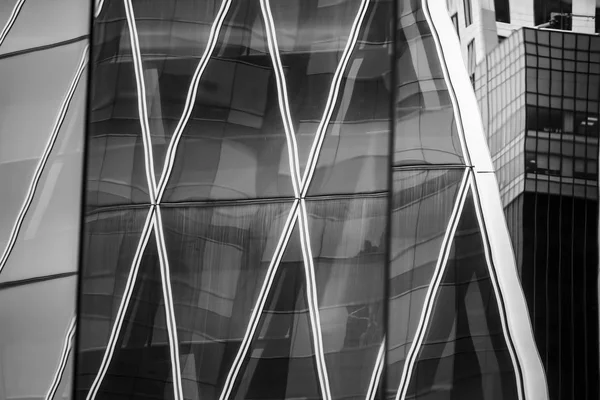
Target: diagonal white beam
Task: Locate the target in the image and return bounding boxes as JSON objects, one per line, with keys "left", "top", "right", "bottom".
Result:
{"left": 45, "top": 316, "right": 77, "bottom": 400}
{"left": 94, "top": 0, "right": 105, "bottom": 19}
{"left": 218, "top": 200, "right": 300, "bottom": 400}
{"left": 366, "top": 340, "right": 385, "bottom": 400}
{"left": 156, "top": 0, "right": 233, "bottom": 201}
{"left": 297, "top": 199, "right": 332, "bottom": 400}
{"left": 468, "top": 172, "right": 524, "bottom": 400}
{"left": 0, "top": 0, "right": 26, "bottom": 47}
{"left": 218, "top": 1, "right": 373, "bottom": 399}
{"left": 259, "top": 0, "right": 301, "bottom": 198}
{"left": 394, "top": 168, "right": 470, "bottom": 400}
{"left": 86, "top": 1, "right": 234, "bottom": 398}
{"left": 300, "top": 0, "right": 370, "bottom": 197}
{"left": 86, "top": 208, "right": 155, "bottom": 400}
{"left": 153, "top": 206, "right": 183, "bottom": 400}
{"left": 0, "top": 45, "right": 89, "bottom": 275}
{"left": 124, "top": 0, "right": 157, "bottom": 200}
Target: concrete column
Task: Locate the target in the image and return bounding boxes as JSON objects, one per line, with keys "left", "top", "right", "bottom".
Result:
{"left": 572, "top": 0, "right": 596, "bottom": 34}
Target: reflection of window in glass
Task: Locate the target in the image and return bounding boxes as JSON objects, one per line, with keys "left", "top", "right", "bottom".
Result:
{"left": 467, "top": 39, "right": 476, "bottom": 85}
{"left": 575, "top": 112, "right": 598, "bottom": 135}
{"left": 464, "top": 0, "right": 473, "bottom": 26}
{"left": 534, "top": 0, "right": 572, "bottom": 29}
{"left": 562, "top": 157, "right": 573, "bottom": 177}
{"left": 451, "top": 13, "right": 459, "bottom": 38}
{"left": 494, "top": 0, "right": 510, "bottom": 23}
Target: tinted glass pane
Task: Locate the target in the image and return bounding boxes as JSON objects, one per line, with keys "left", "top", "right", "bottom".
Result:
{"left": 0, "top": 0, "right": 89, "bottom": 55}
{"left": 303, "top": 0, "right": 393, "bottom": 195}
{"left": 231, "top": 224, "right": 323, "bottom": 400}
{"left": 0, "top": 73, "right": 86, "bottom": 283}
{"left": 161, "top": 0, "right": 295, "bottom": 201}
{"left": 405, "top": 192, "right": 519, "bottom": 400}
{"left": 395, "top": 0, "right": 464, "bottom": 166}
{"left": 386, "top": 168, "right": 465, "bottom": 393}
{"left": 306, "top": 196, "right": 387, "bottom": 399}
{"left": 87, "top": 2, "right": 151, "bottom": 209}
{"left": 0, "top": 42, "right": 87, "bottom": 246}
{"left": 76, "top": 207, "right": 151, "bottom": 396}
{"left": 87, "top": 235, "right": 177, "bottom": 399}
{"left": 160, "top": 202, "right": 293, "bottom": 400}
{"left": 0, "top": 277, "right": 76, "bottom": 400}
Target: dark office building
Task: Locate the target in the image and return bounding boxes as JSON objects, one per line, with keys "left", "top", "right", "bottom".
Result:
{"left": 474, "top": 27, "right": 600, "bottom": 400}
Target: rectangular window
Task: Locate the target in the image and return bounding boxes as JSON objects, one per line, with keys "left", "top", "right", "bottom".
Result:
{"left": 494, "top": 0, "right": 510, "bottom": 23}
{"left": 451, "top": 13, "right": 459, "bottom": 38}
{"left": 534, "top": 0, "right": 572, "bottom": 30}
{"left": 467, "top": 39, "right": 476, "bottom": 85}
{"left": 464, "top": 0, "right": 473, "bottom": 26}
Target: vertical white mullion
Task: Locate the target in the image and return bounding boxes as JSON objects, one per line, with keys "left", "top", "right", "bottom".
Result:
{"left": 155, "top": 0, "right": 234, "bottom": 201}
{"left": 124, "top": 0, "right": 157, "bottom": 199}
{"left": 0, "top": 0, "right": 26, "bottom": 47}
{"left": 298, "top": 199, "right": 332, "bottom": 400}
{"left": 395, "top": 169, "right": 470, "bottom": 400}
{"left": 153, "top": 206, "right": 183, "bottom": 400}
{"left": 45, "top": 316, "right": 77, "bottom": 400}
{"left": 218, "top": 201, "right": 300, "bottom": 400}
{"left": 365, "top": 340, "right": 385, "bottom": 400}
{"left": 86, "top": 207, "right": 156, "bottom": 400}
{"left": 0, "top": 46, "right": 89, "bottom": 275}
{"left": 300, "top": 0, "right": 370, "bottom": 196}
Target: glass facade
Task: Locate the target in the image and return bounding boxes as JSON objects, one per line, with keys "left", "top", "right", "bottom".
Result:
{"left": 1, "top": 2, "right": 549, "bottom": 400}
{"left": 475, "top": 27, "right": 600, "bottom": 400}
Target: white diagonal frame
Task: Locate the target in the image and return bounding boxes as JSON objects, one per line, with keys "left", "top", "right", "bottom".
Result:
{"left": 468, "top": 172, "right": 524, "bottom": 400}
{"left": 394, "top": 168, "right": 470, "bottom": 400}
{"left": 45, "top": 316, "right": 77, "bottom": 400}
{"left": 366, "top": 340, "right": 385, "bottom": 400}
{"left": 219, "top": 1, "right": 371, "bottom": 399}
{"left": 86, "top": 1, "right": 233, "bottom": 398}
{"left": 0, "top": 0, "right": 26, "bottom": 47}
{"left": 0, "top": 45, "right": 89, "bottom": 275}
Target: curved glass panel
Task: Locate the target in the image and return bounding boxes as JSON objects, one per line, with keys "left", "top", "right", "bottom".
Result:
{"left": 394, "top": 0, "right": 464, "bottom": 166}
{"left": 160, "top": 202, "right": 294, "bottom": 400}
{"left": 0, "top": 72, "right": 86, "bottom": 283}
{"left": 0, "top": 0, "right": 89, "bottom": 55}
{"left": 386, "top": 168, "right": 465, "bottom": 392}
{"left": 404, "top": 192, "right": 519, "bottom": 400}
{"left": 0, "top": 41, "right": 86, "bottom": 249}
{"left": 0, "top": 277, "right": 76, "bottom": 400}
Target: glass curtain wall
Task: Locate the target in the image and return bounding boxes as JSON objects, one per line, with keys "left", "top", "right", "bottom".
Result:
{"left": 0, "top": 0, "right": 541, "bottom": 399}
{"left": 0, "top": 0, "right": 90, "bottom": 399}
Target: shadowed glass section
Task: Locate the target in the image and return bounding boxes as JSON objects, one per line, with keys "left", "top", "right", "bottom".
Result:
{"left": 306, "top": 0, "right": 392, "bottom": 195}
{"left": 394, "top": 0, "right": 464, "bottom": 166}
{"left": 0, "top": 41, "right": 87, "bottom": 249}
{"left": 0, "top": 0, "right": 89, "bottom": 55}
{"left": 0, "top": 277, "right": 76, "bottom": 400}
{"left": 305, "top": 196, "right": 386, "bottom": 399}
{"left": 87, "top": 0, "right": 151, "bottom": 210}
{"left": 161, "top": 0, "right": 295, "bottom": 202}
{"left": 75, "top": 207, "right": 151, "bottom": 398}
{"left": 88, "top": 235, "right": 176, "bottom": 400}
{"left": 405, "top": 192, "right": 518, "bottom": 400}
{"left": 159, "top": 202, "right": 293, "bottom": 400}
{"left": 231, "top": 224, "right": 323, "bottom": 400}
{"left": 0, "top": 72, "right": 86, "bottom": 283}
{"left": 386, "top": 168, "right": 465, "bottom": 395}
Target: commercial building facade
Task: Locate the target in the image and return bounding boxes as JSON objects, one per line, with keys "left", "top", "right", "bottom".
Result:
{"left": 474, "top": 27, "right": 599, "bottom": 400}
{"left": 0, "top": 1, "right": 548, "bottom": 400}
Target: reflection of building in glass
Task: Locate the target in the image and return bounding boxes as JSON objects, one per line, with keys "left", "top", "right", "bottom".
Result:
{"left": 0, "top": 1, "right": 549, "bottom": 400}
{"left": 446, "top": 0, "right": 600, "bottom": 76}
{"left": 474, "top": 27, "right": 599, "bottom": 400}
